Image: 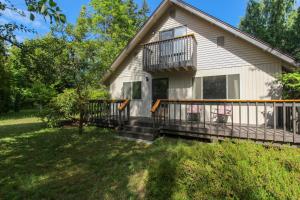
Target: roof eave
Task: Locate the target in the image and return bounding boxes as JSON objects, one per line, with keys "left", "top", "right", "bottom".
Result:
{"left": 172, "top": 0, "right": 298, "bottom": 67}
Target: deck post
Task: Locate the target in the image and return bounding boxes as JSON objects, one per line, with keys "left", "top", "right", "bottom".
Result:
{"left": 293, "top": 102, "right": 296, "bottom": 143}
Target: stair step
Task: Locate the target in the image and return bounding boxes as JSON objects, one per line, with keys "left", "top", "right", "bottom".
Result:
{"left": 127, "top": 120, "right": 153, "bottom": 127}
{"left": 123, "top": 125, "right": 153, "bottom": 132}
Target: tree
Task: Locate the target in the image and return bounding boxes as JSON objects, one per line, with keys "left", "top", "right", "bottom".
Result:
{"left": 138, "top": 0, "right": 150, "bottom": 27}
{"left": 6, "top": 35, "right": 68, "bottom": 110}
{"left": 240, "top": 0, "right": 299, "bottom": 60}
{"left": 0, "top": 41, "right": 11, "bottom": 113}
{"left": 0, "top": 0, "right": 66, "bottom": 46}
{"left": 55, "top": 6, "right": 101, "bottom": 134}
{"left": 89, "top": 0, "right": 149, "bottom": 71}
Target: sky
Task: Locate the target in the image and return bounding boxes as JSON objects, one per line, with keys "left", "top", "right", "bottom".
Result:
{"left": 2, "top": 0, "right": 300, "bottom": 41}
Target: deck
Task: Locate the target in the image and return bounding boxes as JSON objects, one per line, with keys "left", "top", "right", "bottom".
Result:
{"left": 161, "top": 122, "right": 300, "bottom": 144}
{"left": 85, "top": 99, "right": 300, "bottom": 145}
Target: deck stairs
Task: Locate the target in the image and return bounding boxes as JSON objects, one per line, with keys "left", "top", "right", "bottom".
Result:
{"left": 118, "top": 118, "right": 159, "bottom": 141}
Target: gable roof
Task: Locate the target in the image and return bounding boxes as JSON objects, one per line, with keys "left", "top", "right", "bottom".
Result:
{"left": 103, "top": 0, "right": 299, "bottom": 84}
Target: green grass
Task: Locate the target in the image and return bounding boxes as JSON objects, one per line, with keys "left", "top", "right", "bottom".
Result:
{"left": 1, "top": 110, "right": 300, "bottom": 200}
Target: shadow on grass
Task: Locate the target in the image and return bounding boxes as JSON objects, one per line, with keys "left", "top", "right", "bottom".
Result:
{"left": 0, "top": 122, "right": 182, "bottom": 200}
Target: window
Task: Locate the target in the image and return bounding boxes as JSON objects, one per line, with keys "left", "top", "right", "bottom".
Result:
{"left": 217, "top": 36, "right": 225, "bottom": 47}
{"left": 123, "top": 82, "right": 131, "bottom": 99}
{"left": 123, "top": 81, "right": 142, "bottom": 100}
{"left": 160, "top": 26, "right": 187, "bottom": 63}
{"left": 203, "top": 76, "right": 227, "bottom": 99}
{"left": 160, "top": 26, "right": 187, "bottom": 40}
{"left": 228, "top": 74, "right": 240, "bottom": 99}
{"left": 193, "top": 74, "right": 240, "bottom": 99}
{"left": 132, "top": 81, "right": 142, "bottom": 99}
{"left": 193, "top": 77, "right": 202, "bottom": 99}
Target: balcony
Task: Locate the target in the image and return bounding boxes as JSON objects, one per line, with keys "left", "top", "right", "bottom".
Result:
{"left": 142, "top": 34, "right": 197, "bottom": 72}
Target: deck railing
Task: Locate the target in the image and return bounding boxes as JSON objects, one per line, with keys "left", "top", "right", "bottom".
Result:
{"left": 142, "top": 34, "right": 197, "bottom": 72}
{"left": 151, "top": 99, "right": 300, "bottom": 144}
{"left": 85, "top": 99, "right": 130, "bottom": 127}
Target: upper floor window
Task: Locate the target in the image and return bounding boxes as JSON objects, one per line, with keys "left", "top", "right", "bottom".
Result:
{"left": 159, "top": 26, "right": 187, "bottom": 40}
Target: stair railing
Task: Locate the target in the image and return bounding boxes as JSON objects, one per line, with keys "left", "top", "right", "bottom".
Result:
{"left": 85, "top": 99, "right": 130, "bottom": 127}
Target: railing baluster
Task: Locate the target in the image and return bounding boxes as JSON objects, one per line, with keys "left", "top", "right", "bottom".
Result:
{"left": 293, "top": 102, "right": 296, "bottom": 144}
{"left": 255, "top": 102, "right": 258, "bottom": 140}
{"left": 283, "top": 102, "right": 286, "bottom": 142}
{"left": 264, "top": 102, "right": 267, "bottom": 141}
{"left": 203, "top": 104, "right": 206, "bottom": 129}
{"left": 247, "top": 102, "right": 249, "bottom": 139}
{"left": 239, "top": 102, "right": 241, "bottom": 138}
{"left": 231, "top": 102, "right": 234, "bottom": 136}
{"left": 273, "top": 102, "right": 276, "bottom": 142}
{"left": 179, "top": 103, "right": 182, "bottom": 125}
{"left": 197, "top": 104, "right": 200, "bottom": 130}
{"left": 210, "top": 104, "right": 212, "bottom": 135}
{"left": 174, "top": 103, "right": 176, "bottom": 125}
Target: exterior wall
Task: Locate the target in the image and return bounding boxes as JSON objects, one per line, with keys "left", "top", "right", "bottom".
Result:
{"left": 109, "top": 5, "right": 285, "bottom": 118}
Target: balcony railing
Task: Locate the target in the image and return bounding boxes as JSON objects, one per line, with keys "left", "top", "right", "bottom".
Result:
{"left": 142, "top": 34, "right": 197, "bottom": 72}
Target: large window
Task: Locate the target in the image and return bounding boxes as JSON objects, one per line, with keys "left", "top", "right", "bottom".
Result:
{"left": 123, "top": 81, "right": 142, "bottom": 100}
{"left": 203, "top": 76, "right": 227, "bottom": 99}
{"left": 193, "top": 75, "right": 240, "bottom": 99}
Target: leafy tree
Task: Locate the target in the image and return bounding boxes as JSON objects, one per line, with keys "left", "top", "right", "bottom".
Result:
{"left": 240, "top": 0, "right": 299, "bottom": 60}
{"left": 0, "top": 0, "right": 66, "bottom": 46}
{"left": 0, "top": 41, "right": 11, "bottom": 113}
{"left": 6, "top": 35, "right": 68, "bottom": 110}
{"left": 43, "top": 6, "right": 102, "bottom": 133}
{"left": 89, "top": 0, "right": 149, "bottom": 71}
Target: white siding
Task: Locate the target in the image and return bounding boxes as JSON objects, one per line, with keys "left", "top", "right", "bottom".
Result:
{"left": 109, "top": 5, "right": 285, "bottom": 118}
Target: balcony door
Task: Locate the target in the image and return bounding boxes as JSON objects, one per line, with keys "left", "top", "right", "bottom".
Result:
{"left": 159, "top": 26, "right": 187, "bottom": 65}
{"left": 152, "top": 78, "right": 169, "bottom": 104}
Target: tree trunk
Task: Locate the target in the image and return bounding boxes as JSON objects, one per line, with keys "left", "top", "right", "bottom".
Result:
{"left": 79, "top": 103, "right": 84, "bottom": 134}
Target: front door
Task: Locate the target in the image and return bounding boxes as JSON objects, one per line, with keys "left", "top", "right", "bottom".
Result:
{"left": 152, "top": 78, "right": 169, "bottom": 104}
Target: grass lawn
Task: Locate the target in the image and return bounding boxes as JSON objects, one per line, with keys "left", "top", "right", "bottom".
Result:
{"left": 0, "top": 110, "right": 300, "bottom": 200}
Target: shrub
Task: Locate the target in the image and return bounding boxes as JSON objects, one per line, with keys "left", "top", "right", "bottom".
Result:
{"left": 40, "top": 87, "right": 109, "bottom": 127}
{"left": 40, "top": 89, "right": 78, "bottom": 127}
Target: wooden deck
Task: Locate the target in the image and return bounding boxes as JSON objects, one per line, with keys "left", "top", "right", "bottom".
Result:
{"left": 161, "top": 122, "right": 300, "bottom": 144}
{"left": 85, "top": 99, "right": 300, "bottom": 145}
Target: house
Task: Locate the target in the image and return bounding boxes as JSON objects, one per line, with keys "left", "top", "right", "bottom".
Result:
{"left": 88, "top": 0, "right": 300, "bottom": 144}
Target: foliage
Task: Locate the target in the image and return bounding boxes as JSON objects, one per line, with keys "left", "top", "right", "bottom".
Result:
{"left": 88, "top": 87, "right": 110, "bottom": 100}
{"left": 0, "top": 41, "right": 11, "bottom": 113}
{"left": 40, "top": 88, "right": 78, "bottom": 127}
{"left": 89, "top": 0, "right": 150, "bottom": 71}
{"left": 277, "top": 72, "right": 300, "bottom": 99}
{"left": 240, "top": 0, "right": 300, "bottom": 61}
{"left": 1, "top": 112, "right": 300, "bottom": 199}
{"left": 0, "top": 0, "right": 65, "bottom": 46}
{"left": 41, "top": 87, "right": 109, "bottom": 127}
{"left": 6, "top": 35, "right": 68, "bottom": 110}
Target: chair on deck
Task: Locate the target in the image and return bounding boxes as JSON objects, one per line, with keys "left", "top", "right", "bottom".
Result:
{"left": 187, "top": 105, "right": 203, "bottom": 122}
{"left": 212, "top": 105, "right": 232, "bottom": 124}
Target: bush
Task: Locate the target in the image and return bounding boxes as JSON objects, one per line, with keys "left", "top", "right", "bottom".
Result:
{"left": 40, "top": 87, "right": 110, "bottom": 127}
{"left": 40, "top": 89, "right": 78, "bottom": 127}
{"left": 146, "top": 140, "right": 300, "bottom": 200}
